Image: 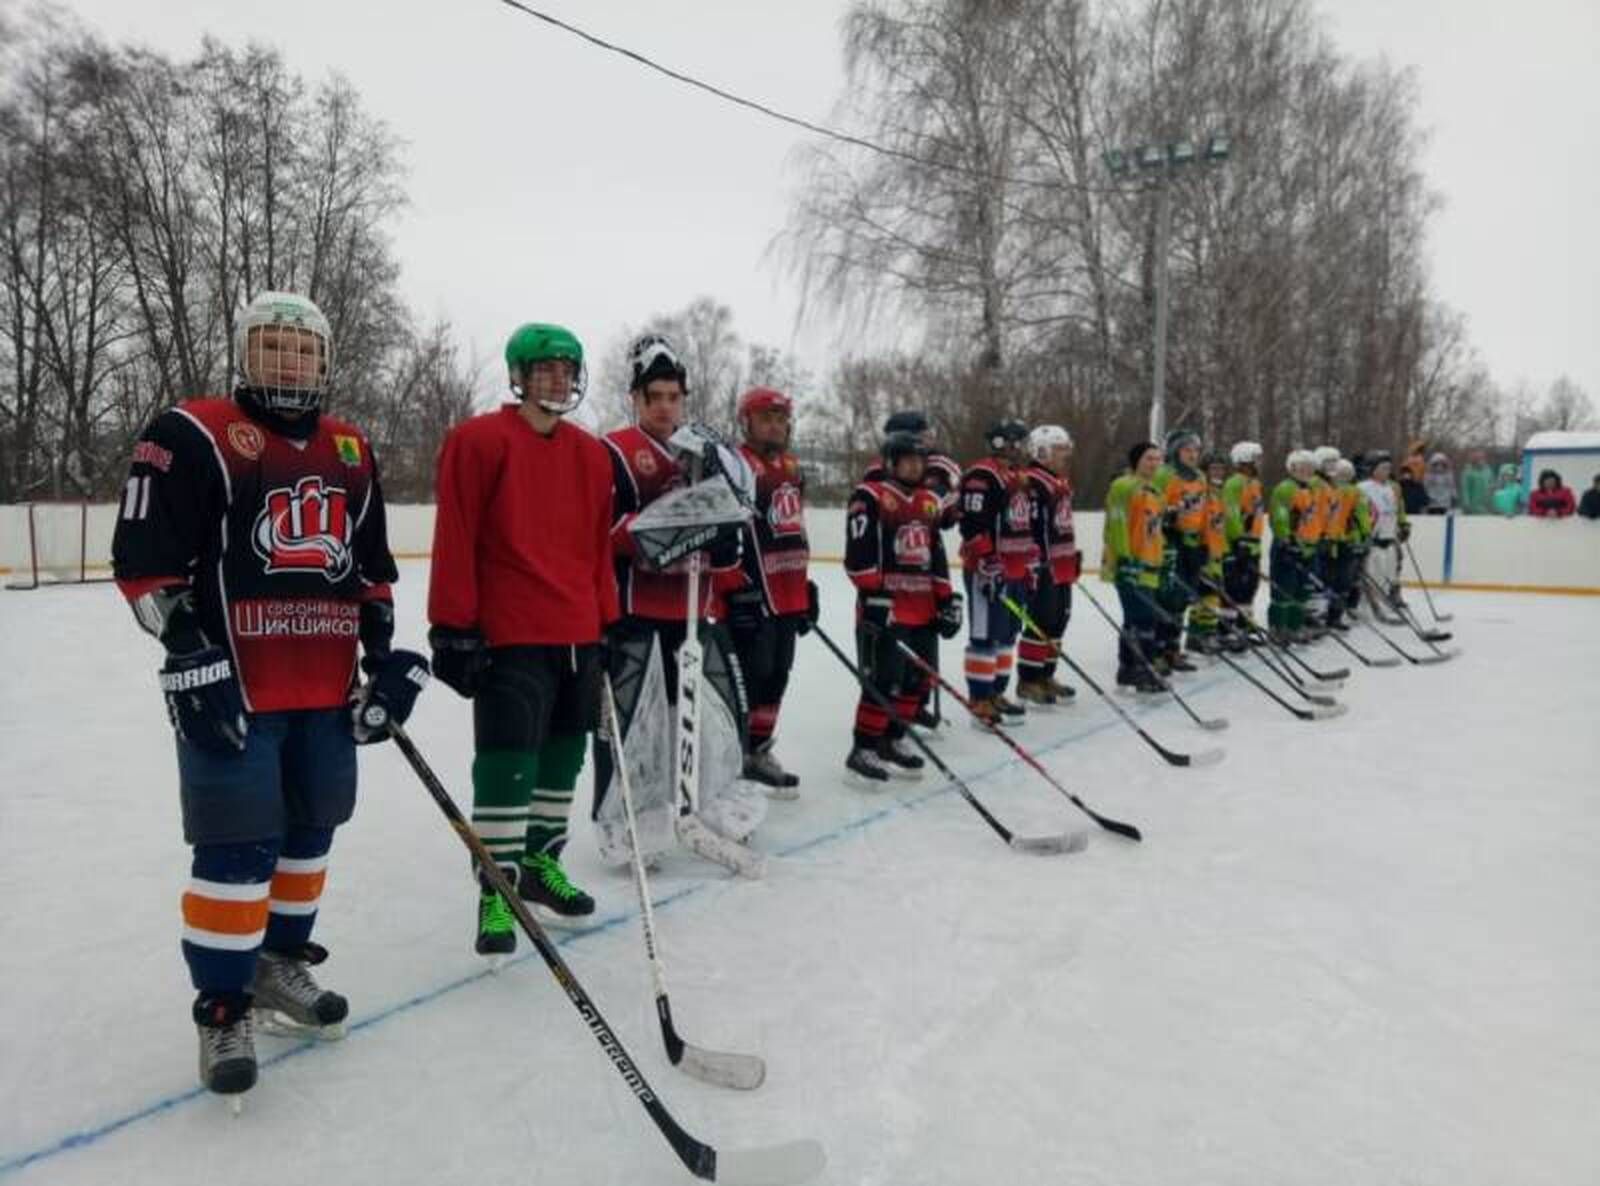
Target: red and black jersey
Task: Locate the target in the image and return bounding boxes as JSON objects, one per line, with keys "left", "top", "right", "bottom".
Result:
{"left": 860, "top": 450, "right": 962, "bottom": 528}
{"left": 958, "top": 457, "right": 1038, "bottom": 579}
{"left": 428, "top": 406, "right": 618, "bottom": 647}
{"left": 112, "top": 396, "right": 396, "bottom": 713}
{"left": 844, "top": 478, "right": 952, "bottom": 627}
{"left": 604, "top": 425, "right": 740, "bottom": 621}
{"left": 1024, "top": 464, "right": 1080, "bottom": 585}
{"left": 736, "top": 444, "right": 810, "bottom": 617}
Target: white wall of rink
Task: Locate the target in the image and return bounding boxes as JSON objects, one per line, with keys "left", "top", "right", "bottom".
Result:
{"left": 3, "top": 500, "right": 1599, "bottom": 591}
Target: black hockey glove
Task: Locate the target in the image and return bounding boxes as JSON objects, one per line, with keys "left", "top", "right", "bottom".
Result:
{"left": 429, "top": 625, "right": 489, "bottom": 699}
{"left": 707, "top": 523, "right": 744, "bottom": 569}
{"left": 860, "top": 594, "right": 893, "bottom": 635}
{"left": 352, "top": 649, "right": 430, "bottom": 743}
{"left": 1397, "top": 520, "right": 1412, "bottom": 543}
{"left": 725, "top": 585, "right": 767, "bottom": 633}
{"left": 358, "top": 598, "right": 396, "bottom": 661}
{"left": 936, "top": 593, "right": 964, "bottom": 640}
{"left": 796, "top": 579, "right": 820, "bottom": 636}
{"left": 159, "top": 646, "right": 247, "bottom": 755}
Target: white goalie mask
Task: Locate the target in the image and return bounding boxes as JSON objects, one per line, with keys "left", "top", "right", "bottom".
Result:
{"left": 234, "top": 291, "right": 333, "bottom": 415}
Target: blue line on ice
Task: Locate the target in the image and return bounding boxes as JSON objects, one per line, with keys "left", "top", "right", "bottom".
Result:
{"left": 0, "top": 675, "right": 1224, "bottom": 1179}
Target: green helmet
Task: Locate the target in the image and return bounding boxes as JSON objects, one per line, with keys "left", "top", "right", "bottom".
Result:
{"left": 505, "top": 323, "right": 586, "bottom": 414}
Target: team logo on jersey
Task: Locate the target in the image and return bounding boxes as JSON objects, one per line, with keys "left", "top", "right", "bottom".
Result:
{"left": 252, "top": 476, "right": 353, "bottom": 582}
{"left": 334, "top": 434, "right": 362, "bottom": 465}
{"left": 1053, "top": 496, "right": 1074, "bottom": 533}
{"left": 227, "top": 421, "right": 265, "bottom": 460}
{"left": 634, "top": 449, "right": 658, "bottom": 477}
{"left": 767, "top": 483, "right": 805, "bottom": 537}
{"left": 1006, "top": 490, "right": 1031, "bottom": 530}
{"left": 893, "top": 521, "right": 931, "bottom": 567}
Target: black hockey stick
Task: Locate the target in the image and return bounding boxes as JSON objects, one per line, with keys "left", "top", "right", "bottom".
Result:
{"left": 1192, "top": 572, "right": 1350, "bottom": 683}
{"left": 1289, "top": 570, "right": 1402, "bottom": 668}
{"left": 811, "top": 623, "right": 1086, "bottom": 854}
{"left": 1211, "top": 646, "right": 1347, "bottom": 721}
{"left": 601, "top": 677, "right": 766, "bottom": 1091}
{"left": 1358, "top": 574, "right": 1457, "bottom": 664}
{"left": 388, "top": 724, "right": 825, "bottom": 1185}
{"left": 1402, "top": 536, "right": 1453, "bottom": 623}
{"left": 1002, "top": 594, "right": 1224, "bottom": 769}
{"left": 890, "top": 636, "right": 1143, "bottom": 842}
{"left": 1075, "top": 582, "right": 1228, "bottom": 731}
{"left": 1388, "top": 593, "right": 1456, "bottom": 646}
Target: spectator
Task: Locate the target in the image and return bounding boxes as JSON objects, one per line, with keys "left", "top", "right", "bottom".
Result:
{"left": 1459, "top": 450, "right": 1493, "bottom": 514}
{"left": 1527, "top": 469, "right": 1576, "bottom": 518}
{"left": 1490, "top": 464, "right": 1525, "bottom": 517}
{"left": 1577, "top": 474, "right": 1600, "bottom": 520}
{"left": 1422, "top": 452, "right": 1457, "bottom": 514}
{"left": 1401, "top": 439, "right": 1428, "bottom": 483}
{"left": 1399, "top": 467, "right": 1430, "bottom": 515}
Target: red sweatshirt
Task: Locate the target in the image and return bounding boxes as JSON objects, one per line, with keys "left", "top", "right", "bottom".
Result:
{"left": 428, "top": 407, "right": 619, "bottom": 645}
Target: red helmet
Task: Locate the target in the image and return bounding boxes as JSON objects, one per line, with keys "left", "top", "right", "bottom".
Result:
{"left": 737, "top": 387, "right": 792, "bottom": 422}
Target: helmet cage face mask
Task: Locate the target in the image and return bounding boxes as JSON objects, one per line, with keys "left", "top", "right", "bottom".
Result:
{"left": 629, "top": 334, "right": 688, "bottom": 394}
{"left": 235, "top": 293, "right": 332, "bottom": 415}
{"left": 514, "top": 358, "right": 589, "bottom": 415}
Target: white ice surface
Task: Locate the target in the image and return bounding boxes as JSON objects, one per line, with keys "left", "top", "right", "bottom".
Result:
{"left": 1, "top": 566, "right": 1596, "bottom": 1185}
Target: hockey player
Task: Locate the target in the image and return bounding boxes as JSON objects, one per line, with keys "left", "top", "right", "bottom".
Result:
{"left": 1152, "top": 429, "right": 1207, "bottom": 668}
{"left": 1305, "top": 446, "right": 1342, "bottom": 631}
{"left": 111, "top": 291, "right": 427, "bottom": 1098}
{"left": 1102, "top": 442, "right": 1166, "bottom": 693}
{"left": 726, "top": 386, "right": 818, "bottom": 794}
{"left": 843, "top": 432, "right": 962, "bottom": 780}
{"left": 428, "top": 323, "right": 617, "bottom": 952}
{"left": 1269, "top": 449, "right": 1321, "bottom": 643}
{"left": 1221, "top": 441, "right": 1266, "bottom": 648}
{"left": 1321, "top": 457, "right": 1369, "bottom": 630}
{"left": 593, "top": 335, "right": 747, "bottom": 825}
{"left": 1016, "top": 425, "right": 1079, "bottom": 706}
{"left": 1193, "top": 453, "right": 1231, "bottom": 654}
{"left": 1357, "top": 451, "right": 1409, "bottom": 618}
{"left": 958, "top": 418, "right": 1036, "bottom": 726}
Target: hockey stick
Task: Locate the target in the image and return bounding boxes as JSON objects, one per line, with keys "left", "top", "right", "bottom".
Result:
{"left": 889, "top": 635, "right": 1143, "bottom": 841}
{"left": 1075, "top": 583, "right": 1228, "bottom": 731}
{"left": 1210, "top": 646, "right": 1346, "bottom": 721}
{"left": 810, "top": 623, "right": 1089, "bottom": 853}
{"left": 1192, "top": 571, "right": 1350, "bottom": 682}
{"left": 602, "top": 676, "right": 766, "bottom": 1091}
{"left": 674, "top": 549, "right": 766, "bottom": 878}
{"left": 1289, "top": 570, "right": 1402, "bottom": 669}
{"left": 1358, "top": 574, "right": 1457, "bottom": 664}
{"left": 388, "top": 724, "right": 825, "bottom": 1185}
{"left": 1402, "top": 536, "right": 1453, "bottom": 623}
{"left": 1388, "top": 592, "right": 1456, "bottom": 646}
{"left": 1130, "top": 582, "right": 1340, "bottom": 710}
{"left": 1001, "top": 594, "right": 1224, "bottom": 769}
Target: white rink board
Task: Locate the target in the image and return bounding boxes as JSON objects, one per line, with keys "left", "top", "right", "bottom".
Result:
{"left": 1, "top": 563, "right": 1597, "bottom": 1185}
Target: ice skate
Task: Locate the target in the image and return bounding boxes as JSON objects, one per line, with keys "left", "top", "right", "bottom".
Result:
{"left": 195, "top": 993, "right": 257, "bottom": 1100}
{"left": 1015, "top": 677, "right": 1059, "bottom": 708}
{"left": 476, "top": 877, "right": 517, "bottom": 963}
{"left": 876, "top": 734, "right": 925, "bottom": 778}
{"left": 518, "top": 852, "right": 596, "bottom": 927}
{"left": 844, "top": 744, "right": 890, "bottom": 786}
{"left": 251, "top": 942, "right": 349, "bottom": 1040}
{"left": 742, "top": 745, "right": 800, "bottom": 800}
{"left": 1044, "top": 675, "right": 1077, "bottom": 703}
{"left": 968, "top": 697, "right": 1005, "bottom": 729}
{"left": 992, "top": 692, "right": 1027, "bottom": 720}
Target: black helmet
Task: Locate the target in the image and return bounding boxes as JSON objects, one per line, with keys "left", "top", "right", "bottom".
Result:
{"left": 882, "top": 409, "right": 930, "bottom": 438}
{"left": 881, "top": 430, "right": 930, "bottom": 467}
{"left": 985, "top": 418, "right": 1029, "bottom": 452}
{"left": 1165, "top": 428, "right": 1201, "bottom": 462}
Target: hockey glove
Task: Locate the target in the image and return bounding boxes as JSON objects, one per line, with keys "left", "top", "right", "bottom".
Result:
{"left": 429, "top": 625, "right": 489, "bottom": 699}
{"left": 936, "top": 593, "right": 964, "bottom": 640}
{"left": 159, "top": 646, "right": 247, "bottom": 755}
{"left": 352, "top": 649, "right": 430, "bottom": 743}
{"left": 860, "top": 594, "right": 894, "bottom": 635}
{"left": 797, "top": 579, "right": 820, "bottom": 636}
{"left": 975, "top": 554, "right": 1005, "bottom": 598}
{"left": 725, "top": 585, "right": 767, "bottom": 633}
{"left": 1397, "top": 520, "right": 1412, "bottom": 543}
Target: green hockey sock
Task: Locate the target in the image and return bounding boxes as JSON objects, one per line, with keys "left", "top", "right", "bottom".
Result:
{"left": 523, "top": 733, "right": 587, "bottom": 861}
{"left": 472, "top": 750, "right": 539, "bottom": 872}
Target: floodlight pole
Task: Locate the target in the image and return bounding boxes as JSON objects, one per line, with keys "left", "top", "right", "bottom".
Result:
{"left": 1150, "top": 174, "right": 1173, "bottom": 444}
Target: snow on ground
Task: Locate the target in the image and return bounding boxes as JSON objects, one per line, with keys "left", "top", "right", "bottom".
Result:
{"left": 1, "top": 564, "right": 1596, "bottom": 1186}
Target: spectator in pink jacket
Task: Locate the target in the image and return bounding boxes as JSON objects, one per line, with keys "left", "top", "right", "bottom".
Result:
{"left": 1527, "top": 469, "right": 1577, "bottom": 518}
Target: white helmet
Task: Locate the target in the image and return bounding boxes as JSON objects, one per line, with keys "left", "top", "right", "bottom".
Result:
{"left": 1333, "top": 458, "right": 1355, "bottom": 481}
{"left": 1028, "top": 424, "right": 1072, "bottom": 462}
{"left": 1230, "top": 440, "right": 1263, "bottom": 466}
{"left": 1287, "top": 449, "right": 1316, "bottom": 473}
{"left": 234, "top": 291, "right": 332, "bottom": 415}
{"left": 1312, "top": 445, "right": 1341, "bottom": 473}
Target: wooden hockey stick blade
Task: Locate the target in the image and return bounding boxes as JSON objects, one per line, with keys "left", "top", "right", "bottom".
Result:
{"left": 676, "top": 814, "right": 767, "bottom": 878}
{"left": 1010, "top": 828, "right": 1090, "bottom": 855}
{"left": 1311, "top": 702, "right": 1350, "bottom": 721}
{"left": 677, "top": 1042, "right": 767, "bottom": 1091}
{"left": 1302, "top": 691, "right": 1340, "bottom": 707}
{"left": 712, "top": 1139, "right": 828, "bottom": 1186}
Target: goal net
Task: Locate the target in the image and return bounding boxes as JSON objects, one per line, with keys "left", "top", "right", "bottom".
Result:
{"left": 3, "top": 502, "right": 117, "bottom": 589}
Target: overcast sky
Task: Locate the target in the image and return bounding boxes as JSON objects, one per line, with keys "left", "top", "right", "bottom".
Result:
{"left": 48, "top": 0, "right": 1600, "bottom": 415}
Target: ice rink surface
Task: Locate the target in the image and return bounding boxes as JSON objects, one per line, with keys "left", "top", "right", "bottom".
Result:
{"left": 2, "top": 563, "right": 1596, "bottom": 1185}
